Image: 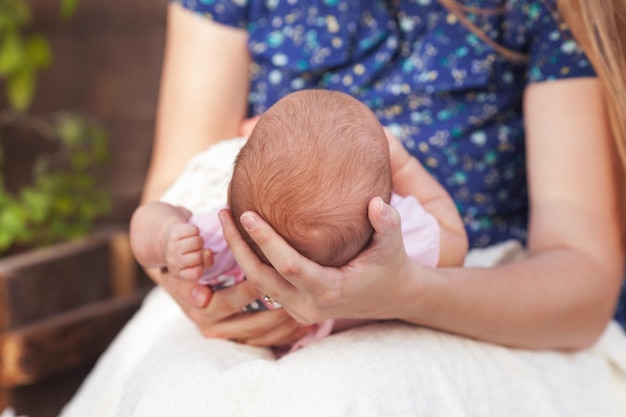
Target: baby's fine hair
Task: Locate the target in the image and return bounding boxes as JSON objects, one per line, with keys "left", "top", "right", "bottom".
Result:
{"left": 229, "top": 90, "right": 392, "bottom": 267}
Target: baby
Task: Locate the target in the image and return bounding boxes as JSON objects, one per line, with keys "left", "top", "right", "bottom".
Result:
{"left": 130, "top": 89, "right": 467, "bottom": 349}
{"left": 232, "top": 89, "right": 392, "bottom": 268}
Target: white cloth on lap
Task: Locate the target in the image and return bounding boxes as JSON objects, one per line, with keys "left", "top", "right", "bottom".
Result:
{"left": 57, "top": 137, "right": 626, "bottom": 417}
{"left": 59, "top": 287, "right": 626, "bottom": 417}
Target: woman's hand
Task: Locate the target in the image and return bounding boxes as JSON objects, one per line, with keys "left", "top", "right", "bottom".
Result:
{"left": 219, "top": 196, "right": 424, "bottom": 324}
{"left": 147, "top": 267, "right": 313, "bottom": 347}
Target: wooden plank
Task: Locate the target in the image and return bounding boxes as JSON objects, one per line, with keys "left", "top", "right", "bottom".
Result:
{"left": 0, "top": 227, "right": 128, "bottom": 330}
{"left": 109, "top": 230, "right": 137, "bottom": 297}
{"left": 0, "top": 289, "right": 149, "bottom": 387}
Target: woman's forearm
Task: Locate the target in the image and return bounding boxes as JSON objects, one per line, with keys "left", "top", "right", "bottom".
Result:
{"left": 401, "top": 79, "right": 624, "bottom": 350}
{"left": 397, "top": 248, "right": 622, "bottom": 350}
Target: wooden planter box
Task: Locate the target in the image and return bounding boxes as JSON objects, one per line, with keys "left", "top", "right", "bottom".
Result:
{"left": 0, "top": 226, "right": 152, "bottom": 417}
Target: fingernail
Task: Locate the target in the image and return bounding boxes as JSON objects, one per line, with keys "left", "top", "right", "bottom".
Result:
{"left": 191, "top": 286, "right": 208, "bottom": 307}
{"left": 240, "top": 213, "right": 257, "bottom": 230}
{"left": 217, "top": 209, "right": 227, "bottom": 226}
{"left": 378, "top": 197, "right": 388, "bottom": 218}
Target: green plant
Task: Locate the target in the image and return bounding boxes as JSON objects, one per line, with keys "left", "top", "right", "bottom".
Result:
{"left": 0, "top": 0, "right": 110, "bottom": 255}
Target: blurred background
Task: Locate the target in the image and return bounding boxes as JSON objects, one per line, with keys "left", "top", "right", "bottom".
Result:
{"left": 1, "top": 0, "right": 169, "bottom": 415}
{"left": 4, "top": 0, "right": 167, "bottom": 221}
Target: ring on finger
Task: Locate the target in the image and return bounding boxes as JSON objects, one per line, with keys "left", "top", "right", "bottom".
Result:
{"left": 263, "top": 294, "right": 275, "bottom": 305}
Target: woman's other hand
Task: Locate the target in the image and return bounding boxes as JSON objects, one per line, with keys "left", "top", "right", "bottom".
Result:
{"left": 147, "top": 266, "right": 312, "bottom": 347}
{"left": 219, "top": 197, "right": 423, "bottom": 324}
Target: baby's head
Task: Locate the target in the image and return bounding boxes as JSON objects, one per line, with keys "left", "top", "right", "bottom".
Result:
{"left": 229, "top": 90, "right": 392, "bottom": 267}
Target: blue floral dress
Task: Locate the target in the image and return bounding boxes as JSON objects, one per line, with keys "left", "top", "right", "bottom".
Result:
{"left": 175, "top": 0, "right": 625, "bottom": 326}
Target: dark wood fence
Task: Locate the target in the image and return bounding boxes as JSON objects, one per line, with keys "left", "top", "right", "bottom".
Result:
{"left": 26, "top": 0, "right": 169, "bottom": 222}
{"left": 1, "top": 2, "right": 169, "bottom": 415}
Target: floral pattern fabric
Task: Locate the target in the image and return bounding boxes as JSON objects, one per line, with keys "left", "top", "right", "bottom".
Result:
{"left": 174, "top": 0, "right": 625, "bottom": 326}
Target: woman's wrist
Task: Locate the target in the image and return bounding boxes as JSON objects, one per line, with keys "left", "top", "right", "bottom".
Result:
{"left": 391, "top": 261, "right": 450, "bottom": 326}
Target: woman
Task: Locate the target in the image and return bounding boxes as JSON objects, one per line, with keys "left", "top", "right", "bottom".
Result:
{"left": 60, "top": 1, "right": 626, "bottom": 415}
{"left": 146, "top": 0, "right": 625, "bottom": 348}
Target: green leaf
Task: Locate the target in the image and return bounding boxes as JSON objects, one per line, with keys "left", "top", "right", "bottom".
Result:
{"left": 0, "top": 31, "right": 24, "bottom": 75}
{"left": 0, "top": 202, "right": 27, "bottom": 236}
{"left": 7, "top": 66, "right": 35, "bottom": 111}
{"left": 21, "top": 188, "right": 51, "bottom": 222}
{"left": 70, "top": 150, "right": 91, "bottom": 171}
{"left": 25, "top": 34, "right": 51, "bottom": 68}
{"left": 92, "top": 128, "right": 109, "bottom": 161}
{"left": 78, "top": 200, "right": 97, "bottom": 219}
{"left": 0, "top": 0, "right": 31, "bottom": 30}
{"left": 56, "top": 114, "right": 83, "bottom": 147}
{"left": 0, "top": 189, "right": 12, "bottom": 206}
{"left": 52, "top": 195, "right": 74, "bottom": 216}
{"left": 95, "top": 191, "right": 111, "bottom": 214}
{"left": 0, "top": 229, "right": 14, "bottom": 252}
{"left": 60, "top": 0, "right": 79, "bottom": 20}
{"left": 73, "top": 173, "right": 94, "bottom": 189}
{"left": 45, "top": 217, "right": 64, "bottom": 243}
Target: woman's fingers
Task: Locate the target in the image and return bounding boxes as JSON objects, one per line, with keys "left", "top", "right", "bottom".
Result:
{"left": 157, "top": 268, "right": 209, "bottom": 308}
{"left": 219, "top": 209, "right": 299, "bottom": 298}
{"left": 161, "top": 266, "right": 258, "bottom": 320}
{"left": 244, "top": 321, "right": 314, "bottom": 347}
{"left": 201, "top": 280, "right": 262, "bottom": 319}
{"left": 219, "top": 207, "right": 331, "bottom": 323}
{"left": 367, "top": 197, "right": 403, "bottom": 248}
{"left": 222, "top": 208, "right": 329, "bottom": 295}
{"left": 159, "top": 264, "right": 303, "bottom": 345}
{"left": 201, "top": 307, "right": 291, "bottom": 341}
{"left": 219, "top": 197, "right": 411, "bottom": 325}
{"left": 218, "top": 199, "right": 409, "bottom": 323}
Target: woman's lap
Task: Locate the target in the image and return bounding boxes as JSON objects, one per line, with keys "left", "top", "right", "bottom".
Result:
{"left": 59, "top": 286, "right": 626, "bottom": 417}
{"left": 60, "top": 141, "right": 626, "bottom": 417}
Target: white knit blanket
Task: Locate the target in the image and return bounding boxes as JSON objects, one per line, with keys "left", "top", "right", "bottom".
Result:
{"left": 53, "top": 137, "right": 626, "bottom": 417}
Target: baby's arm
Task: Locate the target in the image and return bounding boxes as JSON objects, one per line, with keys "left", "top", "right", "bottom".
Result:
{"left": 130, "top": 202, "right": 208, "bottom": 281}
{"left": 385, "top": 129, "right": 468, "bottom": 266}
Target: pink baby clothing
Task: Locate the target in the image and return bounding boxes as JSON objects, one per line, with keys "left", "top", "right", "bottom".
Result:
{"left": 190, "top": 211, "right": 276, "bottom": 311}
{"left": 189, "top": 192, "right": 440, "bottom": 350}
